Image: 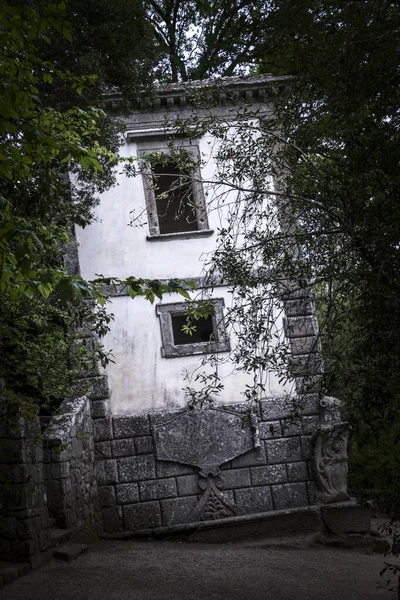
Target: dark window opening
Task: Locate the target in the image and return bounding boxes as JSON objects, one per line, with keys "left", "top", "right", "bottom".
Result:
{"left": 152, "top": 160, "right": 198, "bottom": 234}
{"left": 171, "top": 313, "right": 215, "bottom": 345}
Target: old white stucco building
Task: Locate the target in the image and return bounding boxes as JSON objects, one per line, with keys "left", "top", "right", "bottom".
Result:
{"left": 66, "top": 76, "right": 351, "bottom": 534}
{"left": 76, "top": 76, "right": 296, "bottom": 416}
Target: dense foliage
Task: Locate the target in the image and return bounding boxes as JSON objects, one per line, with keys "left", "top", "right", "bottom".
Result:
{"left": 0, "top": 1, "right": 191, "bottom": 412}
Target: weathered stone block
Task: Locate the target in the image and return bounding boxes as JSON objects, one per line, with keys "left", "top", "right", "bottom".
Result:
{"left": 285, "top": 316, "right": 318, "bottom": 338}
{"left": 284, "top": 298, "right": 314, "bottom": 317}
{"left": 115, "top": 483, "right": 139, "bottom": 504}
{"left": 221, "top": 468, "right": 251, "bottom": 489}
{"left": 230, "top": 444, "right": 266, "bottom": 469}
{"left": 0, "top": 464, "right": 26, "bottom": 484}
{"left": 111, "top": 439, "right": 135, "bottom": 458}
{"left": 234, "top": 486, "right": 273, "bottom": 514}
{"left": 69, "top": 375, "right": 109, "bottom": 401}
{"left": 300, "top": 436, "right": 313, "bottom": 460}
{"left": 0, "top": 565, "right": 20, "bottom": 584}
{"left": 149, "top": 409, "right": 185, "bottom": 428}
{"left": 260, "top": 398, "right": 292, "bottom": 421}
{"left": 265, "top": 438, "right": 301, "bottom": 464}
{"left": 87, "top": 375, "right": 110, "bottom": 400}
{"left": 53, "top": 542, "right": 88, "bottom": 562}
{"left": 0, "top": 416, "right": 25, "bottom": 439}
{"left": 135, "top": 436, "right": 154, "bottom": 455}
{"left": 156, "top": 461, "right": 194, "bottom": 478}
{"left": 91, "top": 401, "right": 108, "bottom": 419}
{"left": 0, "top": 439, "right": 25, "bottom": 463}
{"left": 251, "top": 464, "right": 287, "bottom": 486}
{"left": 98, "top": 486, "right": 116, "bottom": 507}
{"left": 289, "top": 354, "right": 324, "bottom": 377}
{"left": 0, "top": 517, "right": 17, "bottom": 540}
{"left": 272, "top": 482, "right": 308, "bottom": 510}
{"left": 290, "top": 336, "right": 320, "bottom": 356}
{"left": 102, "top": 506, "right": 123, "bottom": 533}
{"left": 124, "top": 501, "right": 161, "bottom": 530}
{"left": 279, "top": 280, "right": 312, "bottom": 300}
{"left": 139, "top": 478, "right": 177, "bottom": 501}
{"left": 302, "top": 415, "right": 319, "bottom": 434}
{"left": 118, "top": 455, "right": 156, "bottom": 482}
{"left": 281, "top": 419, "right": 302, "bottom": 437}
{"left": 176, "top": 474, "right": 201, "bottom": 496}
{"left": 295, "top": 376, "right": 324, "bottom": 395}
{"left": 95, "top": 460, "right": 118, "bottom": 485}
{"left": 113, "top": 415, "right": 150, "bottom": 439}
{"left": 258, "top": 421, "right": 282, "bottom": 439}
{"left": 307, "top": 481, "right": 316, "bottom": 504}
{"left": 51, "top": 447, "right": 71, "bottom": 463}
{"left": 94, "top": 419, "right": 113, "bottom": 442}
{"left": 71, "top": 437, "right": 83, "bottom": 458}
{"left": 16, "top": 518, "right": 36, "bottom": 539}
{"left": 160, "top": 496, "right": 198, "bottom": 525}
{"left": 321, "top": 503, "right": 371, "bottom": 534}
{"left": 287, "top": 461, "right": 309, "bottom": 482}
{"left": 296, "top": 394, "right": 320, "bottom": 416}
{"left": 51, "top": 462, "right": 70, "bottom": 479}
{"left": 95, "top": 441, "right": 112, "bottom": 459}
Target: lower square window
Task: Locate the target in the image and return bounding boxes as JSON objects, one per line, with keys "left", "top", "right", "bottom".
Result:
{"left": 156, "top": 299, "right": 230, "bottom": 358}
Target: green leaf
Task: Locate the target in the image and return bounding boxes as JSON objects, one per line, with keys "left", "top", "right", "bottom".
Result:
{"left": 177, "top": 287, "right": 191, "bottom": 299}
{"left": 38, "top": 282, "right": 53, "bottom": 298}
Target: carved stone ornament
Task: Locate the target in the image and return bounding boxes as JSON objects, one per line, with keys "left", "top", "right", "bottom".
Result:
{"left": 319, "top": 395, "right": 342, "bottom": 427}
{"left": 186, "top": 472, "right": 238, "bottom": 522}
{"left": 152, "top": 406, "right": 256, "bottom": 475}
{"left": 151, "top": 405, "right": 258, "bottom": 521}
{"left": 311, "top": 422, "right": 350, "bottom": 504}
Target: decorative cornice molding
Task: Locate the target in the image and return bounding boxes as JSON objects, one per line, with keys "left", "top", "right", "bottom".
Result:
{"left": 105, "top": 74, "right": 292, "bottom": 114}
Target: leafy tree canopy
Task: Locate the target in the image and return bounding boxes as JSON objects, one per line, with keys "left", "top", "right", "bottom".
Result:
{"left": 0, "top": 1, "right": 192, "bottom": 408}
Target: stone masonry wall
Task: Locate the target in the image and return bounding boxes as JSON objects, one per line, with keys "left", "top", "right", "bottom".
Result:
{"left": 90, "top": 281, "right": 324, "bottom": 535}
{"left": 43, "top": 395, "right": 98, "bottom": 536}
{"left": 0, "top": 397, "right": 51, "bottom": 567}
{"left": 94, "top": 394, "right": 318, "bottom": 534}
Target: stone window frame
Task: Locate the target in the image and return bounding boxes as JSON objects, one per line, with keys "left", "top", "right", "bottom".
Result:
{"left": 137, "top": 139, "right": 212, "bottom": 241}
{"left": 156, "top": 298, "right": 230, "bottom": 358}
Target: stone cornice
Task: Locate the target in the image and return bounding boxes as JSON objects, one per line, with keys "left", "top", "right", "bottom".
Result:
{"left": 105, "top": 74, "right": 292, "bottom": 113}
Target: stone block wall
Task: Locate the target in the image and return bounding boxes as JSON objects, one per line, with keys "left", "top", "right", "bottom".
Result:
{"left": 93, "top": 395, "right": 318, "bottom": 534}
{"left": 0, "top": 398, "right": 51, "bottom": 567}
{"left": 43, "top": 395, "right": 98, "bottom": 535}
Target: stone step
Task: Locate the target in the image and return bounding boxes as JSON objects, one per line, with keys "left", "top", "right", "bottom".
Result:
{"left": 50, "top": 527, "right": 72, "bottom": 547}
{"left": 53, "top": 543, "right": 89, "bottom": 562}
{"left": 121, "top": 506, "right": 322, "bottom": 543}
{"left": 0, "top": 562, "right": 30, "bottom": 589}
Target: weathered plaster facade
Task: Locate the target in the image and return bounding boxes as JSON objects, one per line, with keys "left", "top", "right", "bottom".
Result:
{"left": 76, "top": 81, "right": 294, "bottom": 414}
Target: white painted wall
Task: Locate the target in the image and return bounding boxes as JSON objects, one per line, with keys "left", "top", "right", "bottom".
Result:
{"left": 76, "top": 129, "right": 292, "bottom": 415}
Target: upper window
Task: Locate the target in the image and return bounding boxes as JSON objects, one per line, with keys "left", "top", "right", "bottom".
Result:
{"left": 156, "top": 299, "right": 230, "bottom": 358}
{"left": 151, "top": 158, "right": 198, "bottom": 235}
{"left": 138, "top": 141, "right": 211, "bottom": 240}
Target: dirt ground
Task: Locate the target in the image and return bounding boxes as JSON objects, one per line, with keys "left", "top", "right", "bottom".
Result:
{"left": 1, "top": 538, "right": 396, "bottom": 600}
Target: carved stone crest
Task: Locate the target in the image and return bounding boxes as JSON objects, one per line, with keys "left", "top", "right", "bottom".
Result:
{"left": 151, "top": 405, "right": 258, "bottom": 522}
{"left": 312, "top": 422, "right": 350, "bottom": 504}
